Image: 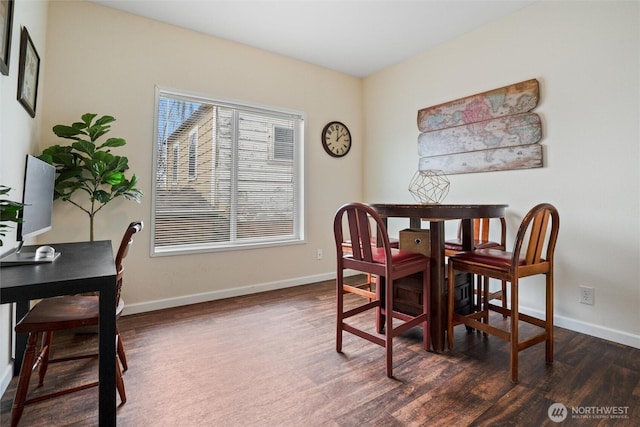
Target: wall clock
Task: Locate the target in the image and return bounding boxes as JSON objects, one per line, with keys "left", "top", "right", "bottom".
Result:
{"left": 321, "top": 121, "right": 351, "bottom": 157}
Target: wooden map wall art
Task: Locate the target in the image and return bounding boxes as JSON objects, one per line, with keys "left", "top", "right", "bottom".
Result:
{"left": 417, "top": 79, "right": 543, "bottom": 175}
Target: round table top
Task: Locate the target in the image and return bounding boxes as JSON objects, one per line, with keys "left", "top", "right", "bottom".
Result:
{"left": 368, "top": 203, "right": 508, "bottom": 220}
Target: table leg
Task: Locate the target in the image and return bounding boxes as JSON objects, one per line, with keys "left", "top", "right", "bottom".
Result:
{"left": 429, "top": 221, "right": 445, "bottom": 352}
{"left": 98, "top": 282, "right": 117, "bottom": 426}
{"left": 461, "top": 218, "right": 473, "bottom": 250}
{"left": 460, "top": 218, "right": 477, "bottom": 333}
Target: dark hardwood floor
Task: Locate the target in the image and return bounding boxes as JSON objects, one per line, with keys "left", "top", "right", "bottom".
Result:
{"left": 2, "top": 277, "right": 638, "bottom": 426}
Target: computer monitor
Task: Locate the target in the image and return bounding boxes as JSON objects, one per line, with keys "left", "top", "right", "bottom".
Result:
{"left": 17, "top": 154, "right": 56, "bottom": 241}
{"left": 0, "top": 155, "right": 57, "bottom": 266}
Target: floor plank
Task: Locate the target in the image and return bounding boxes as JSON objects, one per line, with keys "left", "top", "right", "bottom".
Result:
{"left": 2, "top": 278, "right": 638, "bottom": 426}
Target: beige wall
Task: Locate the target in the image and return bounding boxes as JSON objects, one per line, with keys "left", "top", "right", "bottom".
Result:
{"left": 38, "top": 1, "right": 362, "bottom": 310}
{"left": 363, "top": 0, "right": 639, "bottom": 346}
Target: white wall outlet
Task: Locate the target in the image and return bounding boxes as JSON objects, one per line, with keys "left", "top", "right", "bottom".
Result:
{"left": 579, "top": 285, "right": 594, "bottom": 305}
{"left": 316, "top": 249, "right": 323, "bottom": 260}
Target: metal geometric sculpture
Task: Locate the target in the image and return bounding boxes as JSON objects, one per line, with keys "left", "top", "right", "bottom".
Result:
{"left": 408, "top": 170, "right": 450, "bottom": 204}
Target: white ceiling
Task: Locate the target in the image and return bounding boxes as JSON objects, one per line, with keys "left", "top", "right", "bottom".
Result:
{"left": 91, "top": 0, "right": 535, "bottom": 78}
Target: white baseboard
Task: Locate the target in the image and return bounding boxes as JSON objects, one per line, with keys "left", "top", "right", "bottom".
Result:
{"left": 519, "top": 305, "right": 640, "bottom": 349}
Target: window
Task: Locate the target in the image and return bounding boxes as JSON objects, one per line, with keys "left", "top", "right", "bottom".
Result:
{"left": 188, "top": 128, "right": 198, "bottom": 180}
{"left": 172, "top": 144, "right": 179, "bottom": 184}
{"left": 273, "top": 126, "right": 294, "bottom": 161}
{"left": 153, "top": 88, "right": 305, "bottom": 254}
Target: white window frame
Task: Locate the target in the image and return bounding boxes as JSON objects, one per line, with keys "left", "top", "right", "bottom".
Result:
{"left": 152, "top": 87, "right": 305, "bottom": 256}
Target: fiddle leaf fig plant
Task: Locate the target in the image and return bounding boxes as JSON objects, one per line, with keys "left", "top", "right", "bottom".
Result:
{"left": 0, "top": 185, "right": 24, "bottom": 247}
{"left": 38, "top": 113, "right": 143, "bottom": 241}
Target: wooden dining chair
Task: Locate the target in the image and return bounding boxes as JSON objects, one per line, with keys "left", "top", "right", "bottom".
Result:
{"left": 334, "top": 202, "right": 430, "bottom": 377}
{"left": 447, "top": 204, "right": 559, "bottom": 382}
{"left": 444, "top": 217, "right": 506, "bottom": 256}
{"left": 445, "top": 217, "right": 507, "bottom": 313}
{"left": 10, "top": 221, "right": 143, "bottom": 426}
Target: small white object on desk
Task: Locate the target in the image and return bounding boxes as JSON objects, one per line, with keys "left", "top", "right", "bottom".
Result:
{"left": 35, "top": 245, "right": 56, "bottom": 260}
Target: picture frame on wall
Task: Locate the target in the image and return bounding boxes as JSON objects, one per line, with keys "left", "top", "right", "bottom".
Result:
{"left": 17, "top": 27, "right": 40, "bottom": 118}
{"left": 0, "top": 0, "right": 14, "bottom": 75}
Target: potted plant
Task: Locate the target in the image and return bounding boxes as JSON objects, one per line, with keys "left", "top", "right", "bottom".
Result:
{"left": 0, "top": 185, "right": 24, "bottom": 247}
{"left": 38, "top": 113, "right": 142, "bottom": 241}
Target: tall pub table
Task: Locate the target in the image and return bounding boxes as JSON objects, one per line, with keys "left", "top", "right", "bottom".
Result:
{"left": 0, "top": 241, "right": 117, "bottom": 426}
{"left": 370, "top": 204, "right": 508, "bottom": 352}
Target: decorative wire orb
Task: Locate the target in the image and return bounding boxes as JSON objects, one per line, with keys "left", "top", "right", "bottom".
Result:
{"left": 408, "top": 170, "right": 450, "bottom": 204}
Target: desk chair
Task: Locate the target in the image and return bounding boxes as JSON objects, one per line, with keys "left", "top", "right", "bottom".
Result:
{"left": 334, "top": 202, "right": 430, "bottom": 377}
{"left": 445, "top": 217, "right": 507, "bottom": 314}
{"left": 447, "top": 204, "right": 559, "bottom": 382}
{"left": 11, "top": 221, "right": 143, "bottom": 426}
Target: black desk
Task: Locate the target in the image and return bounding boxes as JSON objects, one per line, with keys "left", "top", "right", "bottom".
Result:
{"left": 0, "top": 241, "right": 117, "bottom": 426}
{"left": 370, "top": 204, "right": 508, "bottom": 352}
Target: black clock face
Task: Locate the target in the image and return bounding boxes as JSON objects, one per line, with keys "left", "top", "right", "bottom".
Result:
{"left": 322, "top": 121, "right": 351, "bottom": 157}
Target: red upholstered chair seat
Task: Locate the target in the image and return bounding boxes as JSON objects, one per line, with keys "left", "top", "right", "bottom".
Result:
{"left": 451, "top": 248, "right": 529, "bottom": 268}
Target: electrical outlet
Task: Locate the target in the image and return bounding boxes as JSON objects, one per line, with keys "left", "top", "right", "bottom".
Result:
{"left": 579, "top": 285, "right": 594, "bottom": 305}
{"left": 316, "top": 249, "right": 323, "bottom": 260}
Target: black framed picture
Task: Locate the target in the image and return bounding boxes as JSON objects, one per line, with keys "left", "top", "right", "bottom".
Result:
{"left": 17, "top": 27, "right": 40, "bottom": 118}
{"left": 0, "top": 0, "right": 14, "bottom": 75}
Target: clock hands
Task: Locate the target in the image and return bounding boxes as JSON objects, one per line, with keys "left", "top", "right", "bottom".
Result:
{"left": 336, "top": 131, "right": 349, "bottom": 142}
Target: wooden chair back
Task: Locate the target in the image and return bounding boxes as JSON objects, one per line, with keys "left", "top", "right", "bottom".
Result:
{"left": 512, "top": 203, "right": 559, "bottom": 267}
{"left": 115, "top": 221, "right": 143, "bottom": 305}
{"left": 334, "top": 203, "right": 392, "bottom": 274}
{"left": 456, "top": 217, "right": 507, "bottom": 247}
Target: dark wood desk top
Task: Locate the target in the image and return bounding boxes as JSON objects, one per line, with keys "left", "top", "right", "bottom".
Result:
{"left": 1, "top": 240, "right": 116, "bottom": 302}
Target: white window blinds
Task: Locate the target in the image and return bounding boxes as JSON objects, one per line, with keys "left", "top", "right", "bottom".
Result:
{"left": 153, "top": 89, "right": 304, "bottom": 254}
